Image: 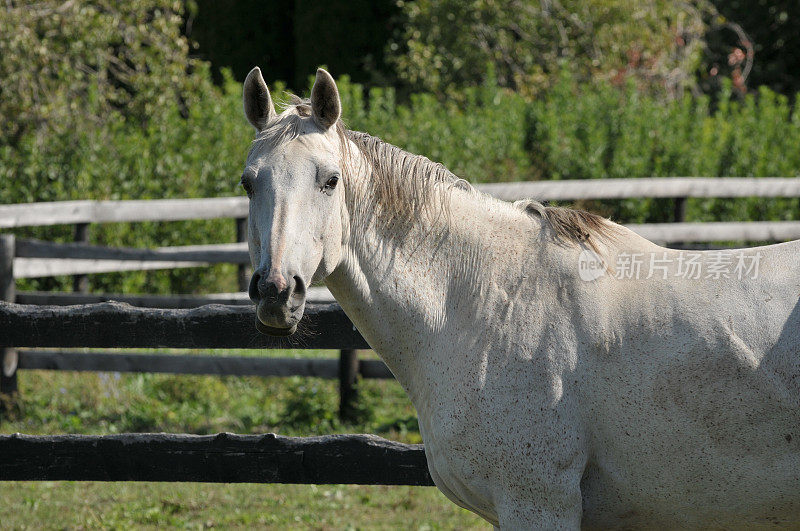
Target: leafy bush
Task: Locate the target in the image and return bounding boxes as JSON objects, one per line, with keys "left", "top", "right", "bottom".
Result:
{"left": 2, "top": 67, "right": 253, "bottom": 294}
{"left": 0, "top": 2, "right": 254, "bottom": 294}
{"left": 531, "top": 76, "right": 800, "bottom": 180}
{"left": 526, "top": 74, "right": 800, "bottom": 222}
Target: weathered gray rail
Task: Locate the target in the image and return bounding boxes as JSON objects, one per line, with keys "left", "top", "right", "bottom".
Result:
{"left": 3, "top": 177, "right": 800, "bottom": 230}
{"left": 12, "top": 220, "right": 800, "bottom": 278}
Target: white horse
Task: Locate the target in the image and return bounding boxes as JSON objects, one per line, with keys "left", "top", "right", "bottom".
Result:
{"left": 240, "top": 67, "right": 800, "bottom": 529}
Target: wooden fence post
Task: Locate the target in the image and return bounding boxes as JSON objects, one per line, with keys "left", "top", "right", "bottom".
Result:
{"left": 673, "top": 196, "right": 687, "bottom": 248}
{"left": 73, "top": 222, "right": 89, "bottom": 293}
{"left": 339, "top": 349, "right": 360, "bottom": 421}
{"left": 236, "top": 217, "right": 250, "bottom": 293}
{"left": 0, "top": 234, "right": 17, "bottom": 410}
{"left": 674, "top": 197, "right": 687, "bottom": 223}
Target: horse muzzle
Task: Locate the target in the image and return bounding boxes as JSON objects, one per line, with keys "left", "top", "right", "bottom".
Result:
{"left": 255, "top": 300, "right": 304, "bottom": 336}
{"left": 249, "top": 270, "right": 307, "bottom": 336}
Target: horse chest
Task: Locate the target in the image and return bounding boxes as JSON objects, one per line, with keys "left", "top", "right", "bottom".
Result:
{"left": 417, "top": 396, "right": 502, "bottom": 524}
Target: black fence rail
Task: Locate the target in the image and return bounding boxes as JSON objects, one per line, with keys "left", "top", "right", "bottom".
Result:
{"left": 0, "top": 300, "right": 366, "bottom": 349}
{"left": 0, "top": 432, "right": 433, "bottom": 485}
{"left": 16, "top": 349, "right": 392, "bottom": 379}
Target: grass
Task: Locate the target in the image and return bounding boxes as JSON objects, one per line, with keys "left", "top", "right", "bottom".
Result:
{"left": 2, "top": 483, "right": 485, "bottom": 530}
{"left": 0, "top": 348, "right": 488, "bottom": 529}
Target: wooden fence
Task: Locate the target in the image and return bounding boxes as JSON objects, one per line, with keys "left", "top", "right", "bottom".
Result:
{"left": 0, "top": 432, "right": 432, "bottom": 484}
{"left": 0, "top": 272, "right": 379, "bottom": 417}
{"left": 2, "top": 177, "right": 800, "bottom": 416}
{"left": 1, "top": 176, "right": 799, "bottom": 485}
{"left": 0, "top": 301, "right": 424, "bottom": 485}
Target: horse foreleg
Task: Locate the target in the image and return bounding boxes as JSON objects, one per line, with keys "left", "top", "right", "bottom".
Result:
{"left": 493, "top": 468, "right": 584, "bottom": 530}
{"left": 496, "top": 501, "right": 582, "bottom": 530}
{"left": 492, "top": 413, "right": 587, "bottom": 530}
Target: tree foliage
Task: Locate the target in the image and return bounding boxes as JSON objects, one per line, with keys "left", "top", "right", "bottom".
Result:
{"left": 705, "top": 0, "right": 800, "bottom": 96}
{"left": 390, "top": 0, "right": 711, "bottom": 97}
{"left": 0, "top": 0, "right": 204, "bottom": 149}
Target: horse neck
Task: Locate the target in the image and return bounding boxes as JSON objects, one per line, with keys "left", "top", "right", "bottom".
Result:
{"left": 324, "top": 148, "right": 549, "bottom": 397}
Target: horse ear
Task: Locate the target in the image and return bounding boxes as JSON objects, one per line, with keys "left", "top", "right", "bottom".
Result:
{"left": 310, "top": 68, "right": 341, "bottom": 130}
{"left": 243, "top": 66, "right": 276, "bottom": 132}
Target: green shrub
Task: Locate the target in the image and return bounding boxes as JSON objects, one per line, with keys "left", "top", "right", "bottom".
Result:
{"left": 2, "top": 67, "right": 253, "bottom": 294}
{"left": 0, "top": 1, "right": 255, "bottom": 294}
{"left": 338, "top": 70, "right": 532, "bottom": 182}
{"left": 526, "top": 75, "right": 800, "bottom": 222}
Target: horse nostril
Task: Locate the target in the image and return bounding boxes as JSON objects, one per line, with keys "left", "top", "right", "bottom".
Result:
{"left": 293, "top": 276, "right": 306, "bottom": 297}
{"left": 249, "top": 271, "right": 281, "bottom": 303}
{"left": 248, "top": 272, "right": 261, "bottom": 303}
{"left": 250, "top": 271, "right": 303, "bottom": 306}
{"left": 290, "top": 276, "right": 306, "bottom": 308}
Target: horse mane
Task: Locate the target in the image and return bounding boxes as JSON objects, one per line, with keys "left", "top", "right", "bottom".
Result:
{"left": 255, "top": 96, "right": 617, "bottom": 249}
{"left": 344, "top": 130, "right": 473, "bottom": 227}
{"left": 513, "top": 199, "right": 619, "bottom": 251}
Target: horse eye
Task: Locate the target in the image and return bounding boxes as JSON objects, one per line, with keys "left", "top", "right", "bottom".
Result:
{"left": 324, "top": 175, "right": 339, "bottom": 190}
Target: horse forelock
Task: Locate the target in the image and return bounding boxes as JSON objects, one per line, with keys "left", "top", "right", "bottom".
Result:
{"left": 252, "top": 96, "right": 617, "bottom": 248}
{"left": 251, "top": 96, "right": 322, "bottom": 150}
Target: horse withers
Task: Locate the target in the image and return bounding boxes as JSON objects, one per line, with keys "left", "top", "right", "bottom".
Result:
{"left": 240, "top": 66, "right": 800, "bottom": 528}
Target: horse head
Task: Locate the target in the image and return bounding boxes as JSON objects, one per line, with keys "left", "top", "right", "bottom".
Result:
{"left": 240, "top": 67, "right": 346, "bottom": 336}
